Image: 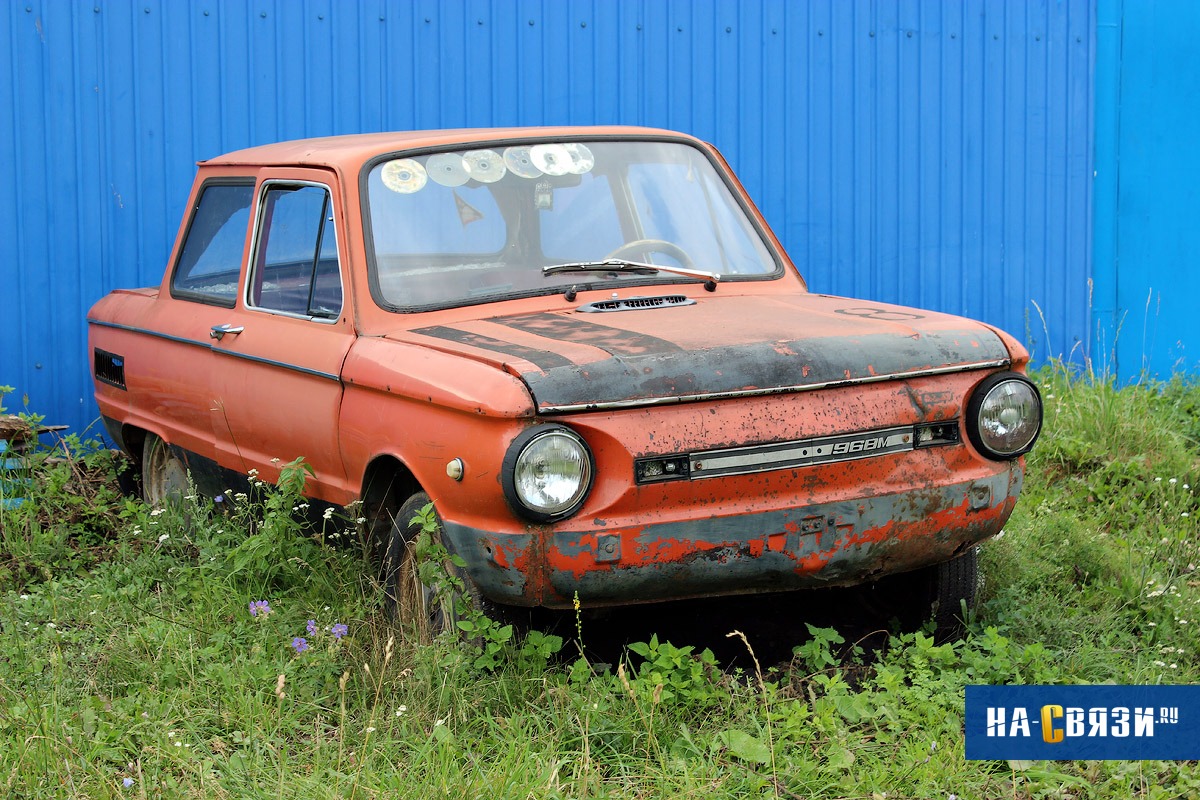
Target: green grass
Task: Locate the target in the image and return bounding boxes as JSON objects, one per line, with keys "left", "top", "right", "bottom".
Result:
{"left": 2, "top": 366, "right": 1199, "bottom": 799}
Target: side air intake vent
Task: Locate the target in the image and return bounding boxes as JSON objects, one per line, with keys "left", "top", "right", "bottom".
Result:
{"left": 577, "top": 295, "right": 695, "bottom": 313}
{"left": 94, "top": 349, "right": 127, "bottom": 390}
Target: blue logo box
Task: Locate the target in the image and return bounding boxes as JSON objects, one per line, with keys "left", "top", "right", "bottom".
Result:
{"left": 966, "top": 685, "right": 1200, "bottom": 760}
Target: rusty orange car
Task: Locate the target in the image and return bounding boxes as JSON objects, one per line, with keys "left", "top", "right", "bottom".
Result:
{"left": 88, "top": 126, "right": 1041, "bottom": 637}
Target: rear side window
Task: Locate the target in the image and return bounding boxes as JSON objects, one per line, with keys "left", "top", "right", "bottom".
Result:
{"left": 171, "top": 182, "right": 254, "bottom": 305}
{"left": 248, "top": 184, "right": 343, "bottom": 319}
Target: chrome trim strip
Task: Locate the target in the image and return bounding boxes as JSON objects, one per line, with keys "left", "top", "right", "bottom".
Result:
{"left": 87, "top": 319, "right": 210, "bottom": 350}
{"left": 537, "top": 359, "right": 1010, "bottom": 413}
{"left": 210, "top": 348, "right": 340, "bottom": 382}
{"left": 87, "top": 318, "right": 340, "bottom": 382}
{"left": 690, "top": 426, "right": 915, "bottom": 479}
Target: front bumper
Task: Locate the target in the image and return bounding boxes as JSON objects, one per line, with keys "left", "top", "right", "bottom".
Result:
{"left": 442, "top": 465, "right": 1021, "bottom": 608}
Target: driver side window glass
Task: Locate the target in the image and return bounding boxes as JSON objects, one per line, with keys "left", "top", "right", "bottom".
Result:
{"left": 171, "top": 182, "right": 254, "bottom": 306}
{"left": 250, "top": 184, "right": 343, "bottom": 319}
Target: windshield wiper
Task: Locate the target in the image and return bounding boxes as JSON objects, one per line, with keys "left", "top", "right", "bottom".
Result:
{"left": 542, "top": 259, "right": 720, "bottom": 291}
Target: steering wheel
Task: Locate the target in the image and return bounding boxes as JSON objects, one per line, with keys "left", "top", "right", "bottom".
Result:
{"left": 604, "top": 238, "right": 695, "bottom": 269}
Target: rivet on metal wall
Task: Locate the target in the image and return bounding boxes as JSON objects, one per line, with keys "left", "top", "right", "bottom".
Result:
{"left": 528, "top": 20, "right": 534, "bottom": 26}
{"left": 93, "top": 6, "right": 100, "bottom": 12}
{"left": 906, "top": 30, "right": 913, "bottom": 38}
{"left": 725, "top": 26, "right": 731, "bottom": 33}
{"left": 818, "top": 30, "right": 823, "bottom": 36}
{"left": 260, "top": 11, "right": 267, "bottom": 18}
{"left": 869, "top": 30, "right": 875, "bottom": 37}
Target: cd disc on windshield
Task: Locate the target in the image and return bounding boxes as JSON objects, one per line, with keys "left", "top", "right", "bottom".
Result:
{"left": 563, "top": 143, "right": 595, "bottom": 174}
{"left": 503, "top": 146, "right": 542, "bottom": 179}
{"left": 463, "top": 149, "right": 506, "bottom": 183}
{"left": 426, "top": 152, "right": 470, "bottom": 187}
{"left": 530, "top": 144, "right": 571, "bottom": 176}
{"left": 380, "top": 158, "right": 428, "bottom": 194}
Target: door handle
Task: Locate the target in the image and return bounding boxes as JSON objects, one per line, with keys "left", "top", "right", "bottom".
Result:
{"left": 210, "top": 324, "right": 245, "bottom": 341}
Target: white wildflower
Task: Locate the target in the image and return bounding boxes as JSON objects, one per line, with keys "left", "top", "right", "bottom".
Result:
{"left": 158, "top": 534, "right": 169, "bottom": 543}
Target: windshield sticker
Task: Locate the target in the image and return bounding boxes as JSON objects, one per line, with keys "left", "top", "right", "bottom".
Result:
{"left": 463, "top": 149, "right": 506, "bottom": 183}
{"left": 426, "top": 152, "right": 470, "bottom": 187}
{"left": 381, "top": 158, "right": 427, "bottom": 194}
{"left": 491, "top": 312, "right": 684, "bottom": 356}
{"left": 503, "top": 146, "right": 543, "bottom": 178}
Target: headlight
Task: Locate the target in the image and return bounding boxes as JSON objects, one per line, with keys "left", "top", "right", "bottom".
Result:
{"left": 502, "top": 426, "right": 594, "bottom": 522}
{"left": 966, "top": 372, "right": 1042, "bottom": 459}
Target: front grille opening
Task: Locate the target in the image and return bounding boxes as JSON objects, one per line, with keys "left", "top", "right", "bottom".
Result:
{"left": 578, "top": 295, "right": 695, "bottom": 313}
{"left": 94, "top": 348, "right": 126, "bottom": 390}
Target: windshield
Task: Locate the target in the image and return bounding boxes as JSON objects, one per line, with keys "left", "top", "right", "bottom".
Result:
{"left": 365, "top": 139, "right": 780, "bottom": 310}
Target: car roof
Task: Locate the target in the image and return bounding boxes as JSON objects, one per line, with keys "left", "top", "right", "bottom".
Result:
{"left": 201, "top": 126, "right": 698, "bottom": 169}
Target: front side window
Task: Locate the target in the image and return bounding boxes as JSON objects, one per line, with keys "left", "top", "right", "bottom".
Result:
{"left": 364, "top": 140, "right": 780, "bottom": 311}
{"left": 171, "top": 182, "right": 254, "bottom": 305}
{"left": 248, "top": 184, "right": 342, "bottom": 319}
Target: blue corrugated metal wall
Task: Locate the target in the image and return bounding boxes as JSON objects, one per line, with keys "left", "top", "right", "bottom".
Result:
{"left": 0, "top": 0, "right": 1094, "bottom": 433}
{"left": 1093, "top": 0, "right": 1200, "bottom": 379}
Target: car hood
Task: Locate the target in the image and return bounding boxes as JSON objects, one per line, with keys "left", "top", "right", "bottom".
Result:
{"left": 390, "top": 293, "right": 1011, "bottom": 413}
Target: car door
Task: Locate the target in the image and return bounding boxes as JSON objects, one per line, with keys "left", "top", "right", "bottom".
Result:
{"left": 131, "top": 177, "right": 256, "bottom": 467}
{"left": 206, "top": 170, "right": 355, "bottom": 503}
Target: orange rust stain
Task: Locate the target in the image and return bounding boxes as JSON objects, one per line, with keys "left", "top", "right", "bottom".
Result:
{"left": 767, "top": 532, "right": 787, "bottom": 552}
{"left": 802, "top": 365, "right": 811, "bottom": 377}
{"left": 867, "top": 364, "right": 878, "bottom": 376}
{"left": 748, "top": 540, "right": 765, "bottom": 557}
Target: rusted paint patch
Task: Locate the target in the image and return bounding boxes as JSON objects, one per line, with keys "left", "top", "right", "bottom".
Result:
{"left": 411, "top": 325, "right": 574, "bottom": 371}
{"left": 441, "top": 471, "right": 1015, "bottom": 608}
{"left": 518, "top": 329, "right": 1009, "bottom": 412}
{"left": 491, "top": 312, "right": 685, "bottom": 355}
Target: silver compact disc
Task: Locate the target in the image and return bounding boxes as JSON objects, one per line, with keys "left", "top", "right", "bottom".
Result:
{"left": 380, "top": 158, "right": 427, "bottom": 193}
{"left": 504, "top": 146, "right": 542, "bottom": 178}
{"left": 563, "top": 143, "right": 595, "bottom": 174}
{"left": 425, "top": 152, "right": 470, "bottom": 187}
{"left": 462, "top": 149, "right": 506, "bottom": 183}
{"left": 530, "top": 144, "right": 571, "bottom": 176}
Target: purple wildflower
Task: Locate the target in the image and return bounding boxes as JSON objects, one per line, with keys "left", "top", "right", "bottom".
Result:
{"left": 292, "top": 636, "right": 309, "bottom": 654}
{"left": 306, "top": 619, "right": 318, "bottom": 636}
{"left": 331, "top": 623, "right": 348, "bottom": 640}
{"left": 123, "top": 777, "right": 134, "bottom": 788}
{"left": 249, "top": 600, "right": 272, "bottom": 617}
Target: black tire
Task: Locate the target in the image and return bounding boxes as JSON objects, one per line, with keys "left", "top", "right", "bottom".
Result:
{"left": 141, "top": 433, "right": 189, "bottom": 508}
{"left": 380, "top": 491, "right": 484, "bottom": 641}
{"left": 927, "top": 548, "right": 979, "bottom": 643}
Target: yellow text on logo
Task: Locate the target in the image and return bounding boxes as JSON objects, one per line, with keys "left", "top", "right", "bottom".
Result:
{"left": 1041, "top": 704, "right": 1064, "bottom": 743}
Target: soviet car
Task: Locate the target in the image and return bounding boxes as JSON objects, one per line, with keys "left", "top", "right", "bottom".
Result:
{"left": 88, "top": 126, "right": 1041, "bottom": 638}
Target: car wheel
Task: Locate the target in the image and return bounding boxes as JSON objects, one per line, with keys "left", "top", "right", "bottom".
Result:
{"left": 380, "top": 491, "right": 484, "bottom": 641}
{"left": 927, "top": 547, "right": 979, "bottom": 643}
{"left": 141, "top": 433, "right": 189, "bottom": 508}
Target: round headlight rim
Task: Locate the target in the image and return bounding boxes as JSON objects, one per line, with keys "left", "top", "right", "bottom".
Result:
{"left": 501, "top": 425, "right": 595, "bottom": 523}
{"left": 965, "top": 371, "right": 1043, "bottom": 460}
